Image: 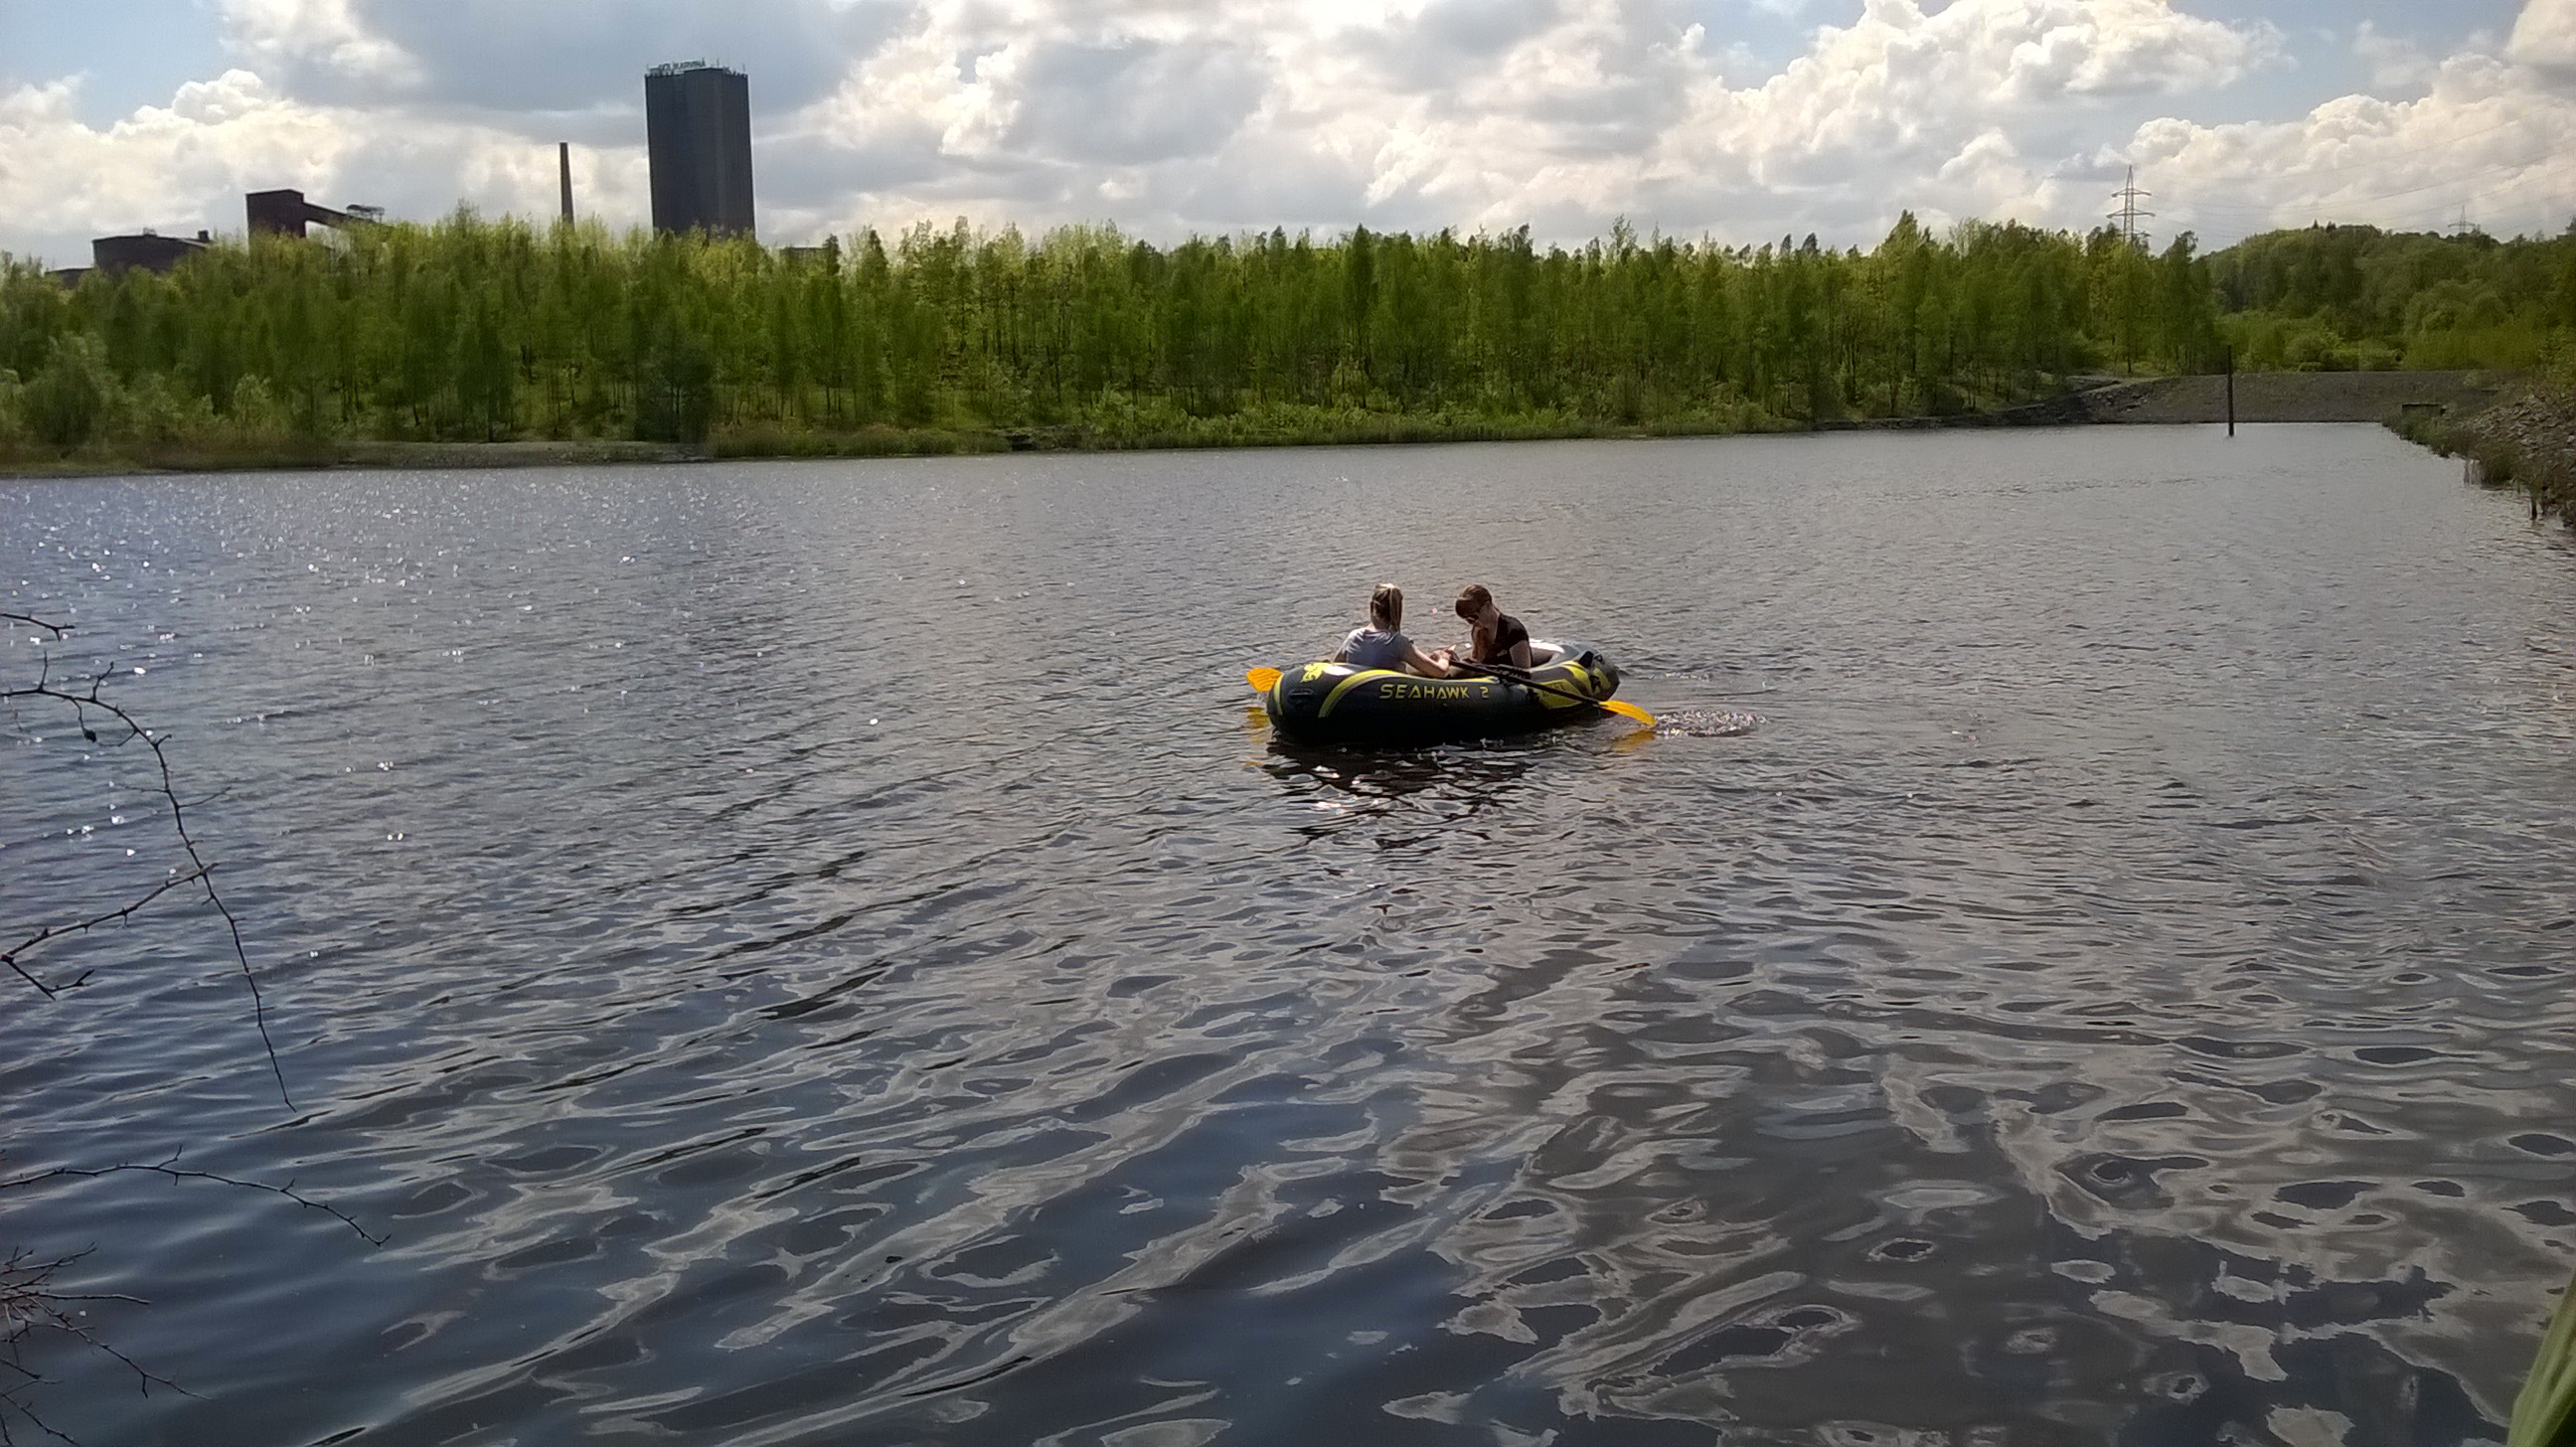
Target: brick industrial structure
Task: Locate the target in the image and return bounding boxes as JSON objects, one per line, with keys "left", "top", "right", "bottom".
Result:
{"left": 645, "top": 62, "right": 755, "bottom": 239}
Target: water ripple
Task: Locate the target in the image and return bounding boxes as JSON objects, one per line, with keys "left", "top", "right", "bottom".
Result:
{"left": 5, "top": 429, "right": 2576, "bottom": 1444}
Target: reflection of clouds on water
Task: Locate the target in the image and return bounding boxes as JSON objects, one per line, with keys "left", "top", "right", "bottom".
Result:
{"left": 1379, "top": 944, "right": 2517, "bottom": 1438}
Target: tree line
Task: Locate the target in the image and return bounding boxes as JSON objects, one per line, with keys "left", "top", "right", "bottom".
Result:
{"left": 2212, "top": 222, "right": 2576, "bottom": 373}
{"left": 0, "top": 211, "right": 2567, "bottom": 456}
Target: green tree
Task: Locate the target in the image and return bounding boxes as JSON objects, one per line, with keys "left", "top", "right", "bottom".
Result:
{"left": 25, "top": 333, "right": 115, "bottom": 446}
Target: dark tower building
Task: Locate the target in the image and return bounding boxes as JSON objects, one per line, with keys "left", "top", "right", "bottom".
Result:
{"left": 645, "top": 62, "right": 754, "bottom": 239}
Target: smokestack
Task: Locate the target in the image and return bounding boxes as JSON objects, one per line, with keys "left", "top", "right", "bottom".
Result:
{"left": 559, "top": 142, "right": 574, "bottom": 226}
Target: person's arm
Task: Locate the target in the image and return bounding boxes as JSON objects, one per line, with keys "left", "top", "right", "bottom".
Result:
{"left": 1507, "top": 635, "right": 1534, "bottom": 669}
{"left": 1402, "top": 640, "right": 1453, "bottom": 678}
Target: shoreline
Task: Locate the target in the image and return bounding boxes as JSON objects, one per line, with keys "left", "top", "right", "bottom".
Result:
{"left": 0, "top": 415, "right": 1801, "bottom": 478}
{"left": 2391, "top": 379, "right": 2576, "bottom": 523}
{"left": 0, "top": 370, "right": 2533, "bottom": 479}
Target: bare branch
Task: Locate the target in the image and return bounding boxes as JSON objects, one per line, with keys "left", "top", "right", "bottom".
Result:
{"left": 0, "top": 1389, "right": 76, "bottom": 1447}
{"left": 2, "top": 614, "right": 359, "bottom": 1444}
{"left": 3, "top": 869, "right": 214, "bottom": 998}
{"left": 1, "top": 1243, "right": 197, "bottom": 1446}
{"left": 0, "top": 682, "right": 293, "bottom": 1110}
{"left": 0, "top": 1158, "right": 384, "bottom": 1247}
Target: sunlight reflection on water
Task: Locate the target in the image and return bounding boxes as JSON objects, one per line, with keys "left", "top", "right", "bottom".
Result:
{"left": 4, "top": 426, "right": 2575, "bottom": 1445}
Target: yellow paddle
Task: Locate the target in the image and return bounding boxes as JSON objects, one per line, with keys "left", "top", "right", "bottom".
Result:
{"left": 1448, "top": 657, "right": 1657, "bottom": 727}
{"left": 1246, "top": 667, "right": 1282, "bottom": 692}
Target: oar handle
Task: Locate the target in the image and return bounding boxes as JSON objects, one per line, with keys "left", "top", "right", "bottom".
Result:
{"left": 1448, "top": 657, "right": 1584, "bottom": 705}
{"left": 1450, "top": 655, "right": 1654, "bottom": 725}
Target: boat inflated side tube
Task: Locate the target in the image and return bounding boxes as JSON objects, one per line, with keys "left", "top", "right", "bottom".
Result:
{"left": 1261, "top": 640, "right": 1624, "bottom": 745}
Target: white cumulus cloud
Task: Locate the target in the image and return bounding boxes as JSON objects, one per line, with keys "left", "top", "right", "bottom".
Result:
{"left": 221, "top": 0, "right": 421, "bottom": 88}
{"left": 2128, "top": 12, "right": 2576, "bottom": 244}
{"left": 0, "top": 70, "right": 646, "bottom": 265}
{"left": 9, "top": 0, "right": 2573, "bottom": 266}
{"left": 2509, "top": 0, "right": 2576, "bottom": 71}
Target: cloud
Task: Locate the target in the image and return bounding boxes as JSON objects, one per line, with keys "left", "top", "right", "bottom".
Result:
{"left": 0, "top": 69, "right": 647, "bottom": 265}
{"left": 2207, "top": 1, "right": 2576, "bottom": 244}
{"left": 2353, "top": 22, "right": 2438, "bottom": 93}
{"left": 14, "top": 0, "right": 2573, "bottom": 266}
{"left": 0, "top": 71, "right": 349, "bottom": 256}
{"left": 222, "top": 0, "right": 420, "bottom": 88}
{"left": 997, "top": 38, "right": 1270, "bottom": 166}
{"left": 771, "top": 0, "right": 2558, "bottom": 245}
{"left": 2510, "top": 0, "right": 2576, "bottom": 72}
{"left": 214, "top": 0, "right": 893, "bottom": 113}
{"left": 1585, "top": 0, "right": 2275, "bottom": 237}
{"left": 2127, "top": 12, "right": 2576, "bottom": 242}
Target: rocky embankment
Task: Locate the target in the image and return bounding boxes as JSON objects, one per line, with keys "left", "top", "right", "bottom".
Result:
{"left": 2078, "top": 370, "right": 2512, "bottom": 424}
{"left": 2399, "top": 380, "right": 2576, "bottom": 521}
{"left": 1859, "top": 369, "right": 2519, "bottom": 430}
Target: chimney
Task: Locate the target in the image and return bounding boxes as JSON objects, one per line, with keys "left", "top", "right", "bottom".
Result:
{"left": 559, "top": 142, "right": 574, "bottom": 226}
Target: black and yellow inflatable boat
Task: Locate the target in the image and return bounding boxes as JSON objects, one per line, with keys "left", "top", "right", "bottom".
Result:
{"left": 1261, "top": 641, "right": 1625, "bottom": 745}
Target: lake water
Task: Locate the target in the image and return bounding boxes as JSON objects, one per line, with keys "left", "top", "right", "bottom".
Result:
{"left": 5, "top": 426, "right": 2575, "bottom": 1446}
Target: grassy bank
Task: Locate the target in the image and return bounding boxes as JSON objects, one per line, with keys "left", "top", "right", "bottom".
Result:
{"left": 2390, "top": 367, "right": 2576, "bottom": 523}
{"left": 0, "top": 435, "right": 702, "bottom": 477}
{"left": 0, "top": 397, "right": 1804, "bottom": 476}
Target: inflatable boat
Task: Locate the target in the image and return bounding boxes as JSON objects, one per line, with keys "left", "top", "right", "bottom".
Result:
{"left": 1261, "top": 641, "right": 1625, "bottom": 745}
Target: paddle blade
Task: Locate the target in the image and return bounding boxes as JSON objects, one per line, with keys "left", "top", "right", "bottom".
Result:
{"left": 1246, "top": 668, "right": 1282, "bottom": 692}
{"left": 1602, "top": 699, "right": 1656, "bottom": 726}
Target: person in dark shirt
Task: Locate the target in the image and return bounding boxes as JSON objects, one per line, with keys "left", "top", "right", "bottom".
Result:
{"left": 1453, "top": 583, "right": 1533, "bottom": 669}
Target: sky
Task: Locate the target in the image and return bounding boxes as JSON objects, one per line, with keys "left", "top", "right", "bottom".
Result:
{"left": 3, "top": 0, "right": 2573, "bottom": 266}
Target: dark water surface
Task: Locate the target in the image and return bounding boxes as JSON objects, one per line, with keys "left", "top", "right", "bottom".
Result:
{"left": 6, "top": 426, "right": 2575, "bottom": 1446}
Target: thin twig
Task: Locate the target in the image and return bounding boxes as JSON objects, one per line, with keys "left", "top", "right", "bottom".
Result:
{"left": 0, "top": 1388, "right": 75, "bottom": 1447}
{"left": 0, "top": 1157, "right": 384, "bottom": 1247}
{"left": 0, "top": 679, "right": 293, "bottom": 1110}
{"left": 0, "top": 614, "right": 69, "bottom": 640}
{"left": 0, "top": 1243, "right": 198, "bottom": 1443}
{"left": 3, "top": 869, "right": 214, "bottom": 998}
{"left": 3, "top": 614, "right": 345, "bottom": 1445}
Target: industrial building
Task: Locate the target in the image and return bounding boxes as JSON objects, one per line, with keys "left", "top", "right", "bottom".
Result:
{"left": 49, "top": 229, "right": 214, "bottom": 285}
{"left": 51, "top": 185, "right": 386, "bottom": 286}
{"left": 46, "top": 63, "right": 753, "bottom": 289}
{"left": 645, "top": 62, "right": 755, "bottom": 239}
{"left": 93, "top": 231, "right": 210, "bottom": 272}
{"left": 246, "top": 189, "right": 383, "bottom": 239}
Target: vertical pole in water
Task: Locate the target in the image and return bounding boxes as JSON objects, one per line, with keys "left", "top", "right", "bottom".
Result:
{"left": 2225, "top": 345, "right": 2235, "bottom": 437}
{"left": 559, "top": 143, "right": 574, "bottom": 227}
